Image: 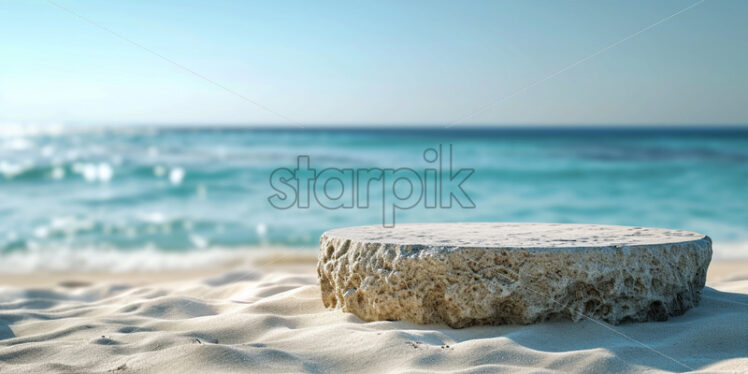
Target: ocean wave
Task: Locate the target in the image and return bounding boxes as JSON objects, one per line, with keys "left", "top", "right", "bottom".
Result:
{"left": 0, "top": 241, "right": 744, "bottom": 274}
{"left": 0, "top": 245, "right": 315, "bottom": 274}
{"left": 712, "top": 241, "right": 748, "bottom": 260}
{"left": 1, "top": 126, "right": 746, "bottom": 272}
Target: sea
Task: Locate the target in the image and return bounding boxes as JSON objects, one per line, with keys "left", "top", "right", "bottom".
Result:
{"left": 1, "top": 125, "right": 746, "bottom": 272}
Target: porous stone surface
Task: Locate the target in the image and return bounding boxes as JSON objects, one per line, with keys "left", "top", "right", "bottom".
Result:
{"left": 317, "top": 223, "right": 712, "bottom": 327}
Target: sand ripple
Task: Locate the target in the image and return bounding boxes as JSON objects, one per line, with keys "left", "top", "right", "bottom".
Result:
{"left": 0, "top": 264, "right": 746, "bottom": 373}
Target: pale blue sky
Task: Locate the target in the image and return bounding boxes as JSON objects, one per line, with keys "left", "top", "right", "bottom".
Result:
{"left": 1, "top": 0, "right": 746, "bottom": 126}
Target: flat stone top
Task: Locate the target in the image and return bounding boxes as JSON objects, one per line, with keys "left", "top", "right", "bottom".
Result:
{"left": 323, "top": 223, "right": 708, "bottom": 250}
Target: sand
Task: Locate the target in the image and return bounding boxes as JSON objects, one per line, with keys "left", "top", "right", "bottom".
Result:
{"left": 0, "top": 253, "right": 746, "bottom": 373}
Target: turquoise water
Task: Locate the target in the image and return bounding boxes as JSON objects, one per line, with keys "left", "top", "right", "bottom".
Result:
{"left": 1, "top": 126, "right": 747, "bottom": 269}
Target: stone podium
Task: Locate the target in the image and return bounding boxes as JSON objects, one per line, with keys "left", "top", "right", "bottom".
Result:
{"left": 317, "top": 223, "right": 711, "bottom": 327}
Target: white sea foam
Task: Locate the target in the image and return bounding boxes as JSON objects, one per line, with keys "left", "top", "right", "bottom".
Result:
{"left": 0, "top": 122, "right": 66, "bottom": 137}
{"left": 138, "top": 211, "right": 167, "bottom": 224}
{"left": 713, "top": 241, "right": 748, "bottom": 259}
{"left": 153, "top": 165, "right": 166, "bottom": 177}
{"left": 97, "top": 162, "right": 114, "bottom": 182}
{"left": 51, "top": 166, "right": 66, "bottom": 180}
{"left": 0, "top": 161, "right": 29, "bottom": 179}
{"left": 169, "top": 167, "right": 185, "bottom": 185}
{"left": 0, "top": 245, "right": 314, "bottom": 274}
{"left": 0, "top": 241, "right": 744, "bottom": 274}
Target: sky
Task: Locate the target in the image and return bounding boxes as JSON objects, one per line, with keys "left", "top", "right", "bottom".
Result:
{"left": 1, "top": 0, "right": 747, "bottom": 126}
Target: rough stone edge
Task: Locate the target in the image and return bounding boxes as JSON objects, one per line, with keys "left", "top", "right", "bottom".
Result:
{"left": 317, "top": 232, "right": 712, "bottom": 328}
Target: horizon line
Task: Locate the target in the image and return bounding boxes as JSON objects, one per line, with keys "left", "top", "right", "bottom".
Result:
{"left": 3, "top": 121, "right": 748, "bottom": 128}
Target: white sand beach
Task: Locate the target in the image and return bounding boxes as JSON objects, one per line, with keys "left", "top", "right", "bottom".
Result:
{"left": 0, "top": 253, "right": 746, "bottom": 374}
